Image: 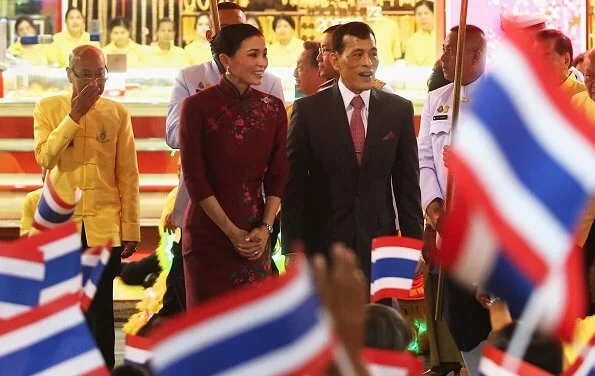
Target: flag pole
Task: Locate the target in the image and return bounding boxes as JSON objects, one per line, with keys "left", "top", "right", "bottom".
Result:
{"left": 435, "top": 0, "right": 469, "bottom": 322}
{"left": 209, "top": 0, "right": 221, "bottom": 34}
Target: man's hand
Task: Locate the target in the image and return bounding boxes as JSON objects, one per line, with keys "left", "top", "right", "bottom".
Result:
{"left": 426, "top": 198, "right": 446, "bottom": 234}
{"left": 121, "top": 241, "right": 138, "bottom": 259}
{"left": 69, "top": 84, "right": 101, "bottom": 123}
{"left": 163, "top": 211, "right": 176, "bottom": 234}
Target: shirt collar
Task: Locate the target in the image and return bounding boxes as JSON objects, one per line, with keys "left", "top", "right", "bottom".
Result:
{"left": 338, "top": 78, "right": 371, "bottom": 111}
{"left": 461, "top": 73, "right": 486, "bottom": 101}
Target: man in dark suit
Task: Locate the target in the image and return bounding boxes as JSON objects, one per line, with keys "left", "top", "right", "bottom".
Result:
{"left": 282, "top": 22, "right": 423, "bottom": 279}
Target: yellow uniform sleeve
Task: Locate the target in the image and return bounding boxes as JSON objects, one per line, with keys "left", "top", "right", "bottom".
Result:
{"left": 33, "top": 102, "right": 82, "bottom": 169}
{"left": 115, "top": 110, "right": 141, "bottom": 242}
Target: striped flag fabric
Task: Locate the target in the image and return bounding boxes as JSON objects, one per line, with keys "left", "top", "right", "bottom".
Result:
{"left": 125, "top": 334, "right": 153, "bottom": 366}
{"left": 150, "top": 263, "right": 335, "bottom": 375}
{"left": 0, "top": 294, "right": 107, "bottom": 375}
{"left": 32, "top": 170, "right": 81, "bottom": 232}
{"left": 81, "top": 243, "right": 112, "bottom": 312}
{"left": 362, "top": 348, "right": 423, "bottom": 376}
{"left": 563, "top": 335, "right": 595, "bottom": 376}
{"left": 0, "top": 240, "right": 44, "bottom": 319}
{"left": 478, "top": 343, "right": 552, "bottom": 376}
{"left": 370, "top": 237, "right": 422, "bottom": 302}
{"left": 26, "top": 222, "right": 82, "bottom": 304}
{"left": 437, "top": 29, "right": 595, "bottom": 340}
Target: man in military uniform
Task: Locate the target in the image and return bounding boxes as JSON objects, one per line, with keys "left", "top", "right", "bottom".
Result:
{"left": 418, "top": 25, "right": 490, "bottom": 376}
{"left": 316, "top": 24, "right": 395, "bottom": 94}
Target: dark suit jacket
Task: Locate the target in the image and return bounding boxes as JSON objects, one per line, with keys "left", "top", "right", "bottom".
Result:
{"left": 282, "top": 83, "right": 423, "bottom": 278}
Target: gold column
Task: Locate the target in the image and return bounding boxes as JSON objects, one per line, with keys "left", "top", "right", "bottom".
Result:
{"left": 73, "top": 0, "right": 79, "bottom": 8}
{"left": 169, "top": 0, "right": 174, "bottom": 19}
{"left": 132, "top": 0, "right": 138, "bottom": 40}
{"left": 87, "top": 0, "right": 94, "bottom": 32}
{"left": 159, "top": 0, "right": 165, "bottom": 20}
{"left": 141, "top": 0, "right": 148, "bottom": 44}
{"left": 152, "top": 0, "right": 158, "bottom": 44}
{"left": 101, "top": 0, "right": 108, "bottom": 45}
{"left": 82, "top": 0, "right": 87, "bottom": 18}
{"left": 111, "top": 0, "right": 117, "bottom": 18}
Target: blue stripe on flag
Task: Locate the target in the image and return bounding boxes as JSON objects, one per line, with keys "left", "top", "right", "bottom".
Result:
{"left": 37, "top": 195, "right": 73, "bottom": 224}
{"left": 43, "top": 252, "right": 81, "bottom": 287}
{"left": 82, "top": 266, "right": 93, "bottom": 286}
{"left": 472, "top": 76, "right": 587, "bottom": 231}
{"left": 372, "top": 258, "right": 418, "bottom": 281}
{"left": 484, "top": 250, "right": 534, "bottom": 316}
{"left": 0, "top": 274, "right": 41, "bottom": 306}
{"left": 0, "top": 322, "right": 97, "bottom": 375}
{"left": 88, "top": 259, "right": 107, "bottom": 287}
{"left": 161, "top": 293, "right": 320, "bottom": 376}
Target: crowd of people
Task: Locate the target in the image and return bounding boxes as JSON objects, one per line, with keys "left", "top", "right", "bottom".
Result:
{"left": 20, "top": 0, "right": 595, "bottom": 375}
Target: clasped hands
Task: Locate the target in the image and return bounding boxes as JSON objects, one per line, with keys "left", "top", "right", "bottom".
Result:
{"left": 228, "top": 226, "right": 270, "bottom": 261}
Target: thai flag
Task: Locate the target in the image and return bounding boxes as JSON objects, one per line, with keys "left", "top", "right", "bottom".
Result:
{"left": 438, "top": 29, "right": 595, "bottom": 340}
{"left": 32, "top": 170, "right": 81, "bottom": 232}
{"left": 563, "top": 335, "right": 595, "bottom": 376}
{"left": 150, "top": 263, "right": 335, "bottom": 375}
{"left": 81, "top": 243, "right": 112, "bottom": 312}
{"left": 0, "top": 294, "right": 107, "bottom": 375}
{"left": 478, "top": 343, "right": 552, "bottom": 376}
{"left": 0, "top": 240, "right": 44, "bottom": 319}
{"left": 26, "top": 222, "right": 82, "bottom": 304}
{"left": 362, "top": 348, "right": 423, "bottom": 376}
{"left": 125, "top": 334, "right": 153, "bottom": 366}
{"left": 370, "top": 237, "right": 422, "bottom": 302}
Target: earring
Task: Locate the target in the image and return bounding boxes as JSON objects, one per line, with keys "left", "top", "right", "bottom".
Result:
{"left": 226, "top": 66, "right": 230, "bottom": 74}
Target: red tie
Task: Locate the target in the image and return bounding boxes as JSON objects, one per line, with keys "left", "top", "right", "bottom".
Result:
{"left": 350, "top": 95, "right": 365, "bottom": 166}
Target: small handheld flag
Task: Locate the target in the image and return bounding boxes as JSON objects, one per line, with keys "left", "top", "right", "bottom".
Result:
{"left": 32, "top": 170, "right": 82, "bottom": 232}
{"left": 125, "top": 334, "right": 153, "bottom": 366}
{"left": 563, "top": 335, "right": 595, "bottom": 376}
{"left": 81, "top": 242, "right": 112, "bottom": 312}
{"left": 478, "top": 343, "right": 552, "bottom": 376}
{"left": 362, "top": 348, "right": 423, "bottom": 376}
{"left": 371, "top": 237, "right": 422, "bottom": 302}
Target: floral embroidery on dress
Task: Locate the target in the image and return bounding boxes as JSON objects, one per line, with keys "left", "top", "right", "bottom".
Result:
{"left": 230, "top": 259, "right": 271, "bottom": 287}
{"left": 229, "top": 95, "right": 280, "bottom": 145}
{"left": 240, "top": 182, "right": 263, "bottom": 226}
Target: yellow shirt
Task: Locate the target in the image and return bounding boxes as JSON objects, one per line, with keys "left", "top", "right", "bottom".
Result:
{"left": 8, "top": 41, "right": 48, "bottom": 66}
{"left": 33, "top": 94, "right": 140, "bottom": 246}
{"left": 561, "top": 74, "right": 586, "bottom": 98}
{"left": 20, "top": 187, "right": 43, "bottom": 237}
{"left": 103, "top": 40, "right": 146, "bottom": 68}
{"left": 147, "top": 44, "right": 190, "bottom": 68}
{"left": 184, "top": 40, "right": 212, "bottom": 66}
{"left": 267, "top": 38, "right": 303, "bottom": 68}
{"left": 370, "top": 17, "right": 402, "bottom": 66}
{"left": 405, "top": 31, "right": 436, "bottom": 67}
{"left": 49, "top": 31, "right": 93, "bottom": 67}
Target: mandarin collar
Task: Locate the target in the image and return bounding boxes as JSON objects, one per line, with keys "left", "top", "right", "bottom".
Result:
{"left": 217, "top": 76, "right": 252, "bottom": 100}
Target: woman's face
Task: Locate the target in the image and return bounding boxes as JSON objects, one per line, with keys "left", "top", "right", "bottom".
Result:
{"left": 110, "top": 26, "right": 130, "bottom": 47}
{"left": 157, "top": 21, "right": 175, "bottom": 44}
{"left": 225, "top": 35, "right": 268, "bottom": 87}
{"left": 274, "top": 19, "right": 294, "bottom": 41}
{"left": 66, "top": 10, "right": 84, "bottom": 34}
{"left": 415, "top": 4, "right": 434, "bottom": 32}
{"left": 196, "top": 16, "right": 210, "bottom": 39}
{"left": 17, "top": 21, "right": 36, "bottom": 37}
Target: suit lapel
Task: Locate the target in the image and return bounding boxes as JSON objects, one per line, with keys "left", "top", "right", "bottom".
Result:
{"left": 329, "top": 84, "right": 359, "bottom": 168}
{"left": 361, "top": 89, "right": 385, "bottom": 169}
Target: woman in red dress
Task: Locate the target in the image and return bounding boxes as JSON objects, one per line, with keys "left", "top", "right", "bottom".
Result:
{"left": 179, "top": 24, "right": 288, "bottom": 306}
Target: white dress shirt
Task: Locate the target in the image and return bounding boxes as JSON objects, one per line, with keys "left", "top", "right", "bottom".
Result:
{"left": 338, "top": 79, "right": 371, "bottom": 136}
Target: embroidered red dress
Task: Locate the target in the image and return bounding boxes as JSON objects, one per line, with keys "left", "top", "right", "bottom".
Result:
{"left": 179, "top": 77, "right": 288, "bottom": 306}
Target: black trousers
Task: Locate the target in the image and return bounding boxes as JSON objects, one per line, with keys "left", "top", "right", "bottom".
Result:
{"left": 81, "top": 226, "right": 121, "bottom": 370}
{"left": 159, "top": 240, "right": 186, "bottom": 316}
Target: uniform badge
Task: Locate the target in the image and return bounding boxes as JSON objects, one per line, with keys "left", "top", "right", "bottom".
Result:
{"left": 96, "top": 127, "right": 111, "bottom": 143}
{"left": 437, "top": 105, "right": 450, "bottom": 113}
{"left": 433, "top": 115, "right": 448, "bottom": 121}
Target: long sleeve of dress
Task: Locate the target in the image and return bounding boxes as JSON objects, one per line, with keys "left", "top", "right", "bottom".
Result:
{"left": 263, "top": 103, "right": 289, "bottom": 198}
{"left": 180, "top": 97, "right": 214, "bottom": 203}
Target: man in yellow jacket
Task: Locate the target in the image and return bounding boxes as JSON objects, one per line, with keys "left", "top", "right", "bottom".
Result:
{"left": 33, "top": 45, "right": 140, "bottom": 370}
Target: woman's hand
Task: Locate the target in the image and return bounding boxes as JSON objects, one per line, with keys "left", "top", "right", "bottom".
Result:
{"left": 241, "top": 226, "right": 270, "bottom": 261}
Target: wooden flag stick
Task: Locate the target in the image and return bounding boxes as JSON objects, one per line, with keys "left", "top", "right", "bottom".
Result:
{"left": 209, "top": 0, "right": 221, "bottom": 34}
{"left": 435, "top": 0, "right": 469, "bottom": 322}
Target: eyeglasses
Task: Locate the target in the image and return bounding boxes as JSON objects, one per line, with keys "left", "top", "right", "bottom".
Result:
{"left": 70, "top": 66, "right": 109, "bottom": 82}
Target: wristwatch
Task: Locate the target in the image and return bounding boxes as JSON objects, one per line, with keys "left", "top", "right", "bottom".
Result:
{"left": 261, "top": 222, "right": 274, "bottom": 234}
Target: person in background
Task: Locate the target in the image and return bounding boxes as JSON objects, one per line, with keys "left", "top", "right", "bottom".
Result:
{"left": 316, "top": 24, "right": 395, "bottom": 94}
{"left": 49, "top": 7, "right": 92, "bottom": 67}
{"left": 8, "top": 16, "right": 48, "bottom": 65}
{"left": 148, "top": 18, "right": 190, "bottom": 68}
{"left": 179, "top": 24, "right": 288, "bottom": 306}
{"left": 102, "top": 17, "right": 146, "bottom": 68}
{"left": 33, "top": 45, "right": 140, "bottom": 369}
{"left": 573, "top": 52, "right": 586, "bottom": 77}
{"left": 266, "top": 15, "right": 303, "bottom": 68}
{"left": 19, "top": 168, "right": 46, "bottom": 237}
{"left": 427, "top": 58, "right": 450, "bottom": 91}
{"left": 405, "top": 0, "right": 436, "bottom": 66}
{"left": 357, "top": 0, "right": 402, "bottom": 66}
{"left": 365, "top": 304, "right": 413, "bottom": 351}
{"left": 184, "top": 13, "right": 212, "bottom": 65}
{"left": 246, "top": 16, "right": 263, "bottom": 32}
{"left": 294, "top": 41, "right": 326, "bottom": 97}
{"left": 534, "top": 29, "right": 585, "bottom": 97}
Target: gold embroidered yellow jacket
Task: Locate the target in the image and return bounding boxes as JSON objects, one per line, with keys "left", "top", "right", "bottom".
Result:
{"left": 33, "top": 94, "right": 140, "bottom": 247}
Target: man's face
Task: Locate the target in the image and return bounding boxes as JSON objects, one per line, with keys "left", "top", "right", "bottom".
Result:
{"left": 317, "top": 32, "right": 338, "bottom": 80}
{"left": 67, "top": 52, "right": 107, "bottom": 96}
{"left": 157, "top": 21, "right": 175, "bottom": 44}
{"left": 330, "top": 34, "right": 378, "bottom": 94}
{"left": 533, "top": 38, "right": 569, "bottom": 85}
{"left": 294, "top": 49, "right": 324, "bottom": 96}
{"left": 440, "top": 31, "right": 476, "bottom": 81}
{"left": 584, "top": 56, "right": 595, "bottom": 100}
